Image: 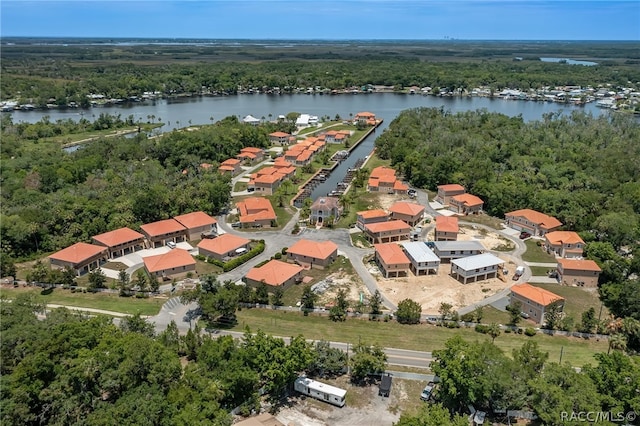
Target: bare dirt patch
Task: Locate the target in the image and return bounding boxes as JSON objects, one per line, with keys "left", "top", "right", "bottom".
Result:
{"left": 376, "top": 226, "right": 518, "bottom": 314}
{"left": 315, "top": 270, "right": 366, "bottom": 307}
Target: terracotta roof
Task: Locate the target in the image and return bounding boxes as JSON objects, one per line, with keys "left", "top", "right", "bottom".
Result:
{"left": 389, "top": 201, "right": 425, "bottom": 217}
{"left": 451, "top": 193, "right": 484, "bottom": 207}
{"left": 237, "top": 197, "right": 277, "bottom": 223}
{"left": 558, "top": 258, "right": 602, "bottom": 272}
{"left": 393, "top": 181, "right": 409, "bottom": 191}
{"left": 511, "top": 283, "right": 564, "bottom": 306}
{"left": 174, "top": 211, "right": 217, "bottom": 229}
{"left": 218, "top": 165, "right": 236, "bottom": 172}
{"left": 241, "top": 147, "right": 263, "bottom": 154}
{"left": 255, "top": 174, "right": 282, "bottom": 185}
{"left": 221, "top": 158, "right": 241, "bottom": 166}
{"left": 506, "top": 209, "right": 562, "bottom": 229}
{"left": 370, "top": 166, "right": 396, "bottom": 179}
{"left": 365, "top": 220, "right": 411, "bottom": 233}
{"left": 287, "top": 239, "right": 338, "bottom": 260}
{"left": 92, "top": 227, "right": 144, "bottom": 247}
{"left": 545, "top": 231, "right": 584, "bottom": 246}
{"left": 143, "top": 249, "right": 196, "bottom": 273}
{"left": 198, "top": 234, "right": 250, "bottom": 255}
{"left": 269, "top": 131, "right": 290, "bottom": 138}
{"left": 374, "top": 243, "right": 410, "bottom": 265}
{"left": 367, "top": 178, "right": 379, "bottom": 188}
{"left": 237, "top": 152, "right": 257, "bottom": 159}
{"left": 245, "top": 259, "right": 303, "bottom": 286}
{"left": 296, "top": 151, "right": 312, "bottom": 162}
{"left": 437, "top": 184, "right": 465, "bottom": 192}
{"left": 49, "top": 242, "right": 108, "bottom": 264}
{"left": 435, "top": 216, "right": 459, "bottom": 233}
{"left": 200, "top": 163, "right": 213, "bottom": 169}
{"left": 140, "top": 219, "right": 186, "bottom": 237}
{"left": 356, "top": 111, "right": 376, "bottom": 118}
{"left": 273, "top": 158, "right": 293, "bottom": 168}
{"left": 358, "top": 209, "right": 389, "bottom": 220}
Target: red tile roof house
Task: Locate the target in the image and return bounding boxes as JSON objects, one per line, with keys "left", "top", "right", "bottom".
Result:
{"left": 269, "top": 131, "right": 292, "bottom": 146}
{"left": 254, "top": 173, "right": 284, "bottom": 196}
{"left": 367, "top": 166, "right": 408, "bottom": 194}
{"left": 174, "top": 211, "right": 218, "bottom": 241}
{"left": 237, "top": 197, "right": 277, "bottom": 228}
{"left": 310, "top": 197, "right": 343, "bottom": 226}
{"left": 504, "top": 209, "right": 562, "bottom": 237}
{"left": 355, "top": 111, "right": 377, "bottom": 126}
{"left": 364, "top": 220, "right": 411, "bottom": 244}
{"left": 543, "top": 231, "right": 585, "bottom": 258}
{"left": 356, "top": 209, "right": 389, "bottom": 230}
{"left": 244, "top": 259, "right": 304, "bottom": 289}
{"left": 450, "top": 253, "right": 505, "bottom": 284}
{"left": 435, "top": 184, "right": 465, "bottom": 206}
{"left": 236, "top": 147, "right": 265, "bottom": 164}
{"left": 140, "top": 219, "right": 188, "bottom": 248}
{"left": 218, "top": 158, "right": 243, "bottom": 176}
{"left": 143, "top": 248, "right": 196, "bottom": 279}
{"left": 389, "top": 201, "right": 425, "bottom": 227}
{"left": 556, "top": 258, "right": 602, "bottom": 288}
{"left": 49, "top": 242, "right": 109, "bottom": 276}
{"left": 510, "top": 283, "right": 565, "bottom": 325}
{"left": 287, "top": 239, "right": 338, "bottom": 269}
{"left": 449, "top": 193, "right": 484, "bottom": 215}
{"left": 374, "top": 243, "right": 410, "bottom": 278}
{"left": 92, "top": 227, "right": 145, "bottom": 259}
{"left": 197, "top": 234, "right": 251, "bottom": 261}
{"left": 435, "top": 216, "right": 459, "bottom": 241}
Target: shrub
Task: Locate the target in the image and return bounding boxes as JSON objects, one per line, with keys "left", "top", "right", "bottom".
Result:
{"left": 525, "top": 327, "right": 537, "bottom": 337}
{"left": 274, "top": 252, "right": 282, "bottom": 260}
{"left": 460, "top": 313, "right": 475, "bottom": 322}
{"left": 475, "top": 324, "right": 490, "bottom": 334}
{"left": 195, "top": 254, "right": 206, "bottom": 261}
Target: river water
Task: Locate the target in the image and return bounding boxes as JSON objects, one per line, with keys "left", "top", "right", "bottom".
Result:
{"left": 5, "top": 93, "right": 612, "bottom": 199}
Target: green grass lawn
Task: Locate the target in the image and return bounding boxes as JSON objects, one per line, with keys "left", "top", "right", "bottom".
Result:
{"left": 522, "top": 239, "right": 557, "bottom": 263}
{"left": 532, "top": 283, "right": 608, "bottom": 320}
{"left": 479, "top": 305, "right": 511, "bottom": 325}
{"left": 458, "top": 214, "right": 505, "bottom": 230}
{"left": 0, "top": 286, "right": 166, "bottom": 316}
{"left": 530, "top": 266, "right": 553, "bottom": 276}
{"left": 231, "top": 309, "right": 608, "bottom": 366}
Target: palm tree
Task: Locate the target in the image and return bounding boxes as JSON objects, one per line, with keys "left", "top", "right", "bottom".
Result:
{"left": 608, "top": 333, "right": 627, "bottom": 354}
{"left": 488, "top": 323, "right": 501, "bottom": 343}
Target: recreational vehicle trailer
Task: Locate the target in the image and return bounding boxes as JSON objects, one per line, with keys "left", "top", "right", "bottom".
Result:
{"left": 294, "top": 377, "right": 346, "bottom": 407}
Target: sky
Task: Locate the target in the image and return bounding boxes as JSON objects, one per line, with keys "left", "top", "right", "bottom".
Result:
{"left": 1, "top": 1, "right": 639, "bottom": 41}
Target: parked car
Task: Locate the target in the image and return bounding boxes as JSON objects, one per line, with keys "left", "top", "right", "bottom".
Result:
{"left": 166, "top": 241, "right": 176, "bottom": 249}
{"left": 519, "top": 231, "right": 531, "bottom": 239}
{"left": 231, "top": 222, "right": 241, "bottom": 228}
{"left": 420, "top": 381, "right": 435, "bottom": 401}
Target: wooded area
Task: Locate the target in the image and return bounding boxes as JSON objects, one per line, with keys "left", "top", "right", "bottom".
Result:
{"left": 2, "top": 41, "right": 640, "bottom": 106}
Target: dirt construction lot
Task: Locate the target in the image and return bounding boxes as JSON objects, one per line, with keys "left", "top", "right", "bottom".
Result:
{"left": 375, "top": 225, "right": 518, "bottom": 315}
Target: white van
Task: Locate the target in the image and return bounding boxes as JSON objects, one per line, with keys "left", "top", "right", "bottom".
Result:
{"left": 167, "top": 241, "right": 177, "bottom": 249}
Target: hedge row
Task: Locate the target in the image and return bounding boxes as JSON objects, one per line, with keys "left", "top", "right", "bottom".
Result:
{"left": 204, "top": 240, "right": 266, "bottom": 272}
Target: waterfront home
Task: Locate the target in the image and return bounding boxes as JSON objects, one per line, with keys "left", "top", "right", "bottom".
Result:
{"left": 310, "top": 197, "right": 343, "bottom": 226}
{"left": 374, "top": 243, "right": 410, "bottom": 278}
{"left": 356, "top": 209, "right": 389, "bottom": 230}
{"left": 510, "top": 283, "right": 564, "bottom": 325}
{"left": 432, "top": 240, "right": 485, "bottom": 262}
{"left": 449, "top": 193, "right": 484, "bottom": 215}
{"left": 543, "top": 231, "right": 584, "bottom": 258}
{"left": 49, "top": 242, "right": 109, "bottom": 276}
{"left": 197, "top": 234, "right": 251, "bottom": 261}
{"left": 355, "top": 111, "right": 377, "bottom": 126}
{"left": 244, "top": 259, "right": 304, "bottom": 288}
{"left": 556, "top": 258, "right": 601, "bottom": 288}
{"left": 450, "top": 253, "right": 504, "bottom": 284}
{"left": 435, "top": 184, "right": 465, "bottom": 206}
{"left": 389, "top": 201, "right": 425, "bottom": 227}
{"left": 92, "top": 227, "right": 145, "bottom": 259}
{"left": 237, "top": 197, "right": 277, "bottom": 228}
{"left": 143, "top": 249, "right": 196, "bottom": 279}
{"left": 140, "top": 219, "right": 187, "bottom": 248}
{"left": 400, "top": 241, "right": 440, "bottom": 275}
{"left": 287, "top": 239, "right": 338, "bottom": 269}
{"left": 174, "top": 211, "right": 218, "bottom": 241}
{"left": 364, "top": 220, "right": 411, "bottom": 244}
{"left": 367, "top": 166, "right": 408, "bottom": 194}
{"left": 435, "top": 216, "right": 459, "bottom": 241}
{"left": 505, "top": 209, "right": 562, "bottom": 237}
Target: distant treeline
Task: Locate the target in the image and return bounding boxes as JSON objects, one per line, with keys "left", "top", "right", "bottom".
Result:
{"left": 2, "top": 41, "right": 639, "bottom": 106}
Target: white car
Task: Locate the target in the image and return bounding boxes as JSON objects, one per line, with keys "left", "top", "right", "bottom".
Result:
{"left": 166, "top": 241, "right": 176, "bottom": 249}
